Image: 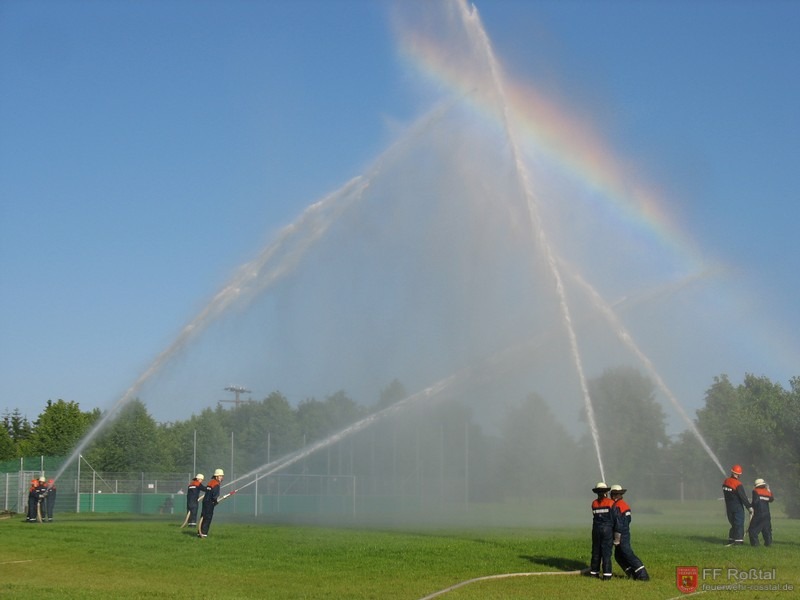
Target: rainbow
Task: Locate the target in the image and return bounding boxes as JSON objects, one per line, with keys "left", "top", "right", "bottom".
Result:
{"left": 397, "top": 17, "right": 704, "bottom": 274}
{"left": 394, "top": 1, "right": 800, "bottom": 380}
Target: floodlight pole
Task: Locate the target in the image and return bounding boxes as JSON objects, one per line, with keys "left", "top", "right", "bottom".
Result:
{"left": 220, "top": 385, "right": 252, "bottom": 408}
{"left": 193, "top": 430, "right": 197, "bottom": 476}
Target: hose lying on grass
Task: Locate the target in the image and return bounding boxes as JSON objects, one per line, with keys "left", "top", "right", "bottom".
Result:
{"left": 419, "top": 569, "right": 586, "bottom": 599}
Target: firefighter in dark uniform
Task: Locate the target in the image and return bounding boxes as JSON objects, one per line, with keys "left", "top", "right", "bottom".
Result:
{"left": 186, "top": 473, "right": 206, "bottom": 527}
{"left": 589, "top": 482, "right": 614, "bottom": 580}
{"left": 44, "top": 478, "right": 57, "bottom": 522}
{"left": 722, "top": 464, "right": 752, "bottom": 545}
{"left": 749, "top": 478, "right": 774, "bottom": 547}
{"left": 27, "top": 477, "right": 48, "bottom": 522}
{"left": 610, "top": 484, "right": 650, "bottom": 581}
{"left": 26, "top": 478, "right": 39, "bottom": 522}
{"left": 198, "top": 468, "right": 223, "bottom": 538}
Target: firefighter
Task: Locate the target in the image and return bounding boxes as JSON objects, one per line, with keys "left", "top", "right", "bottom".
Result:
{"left": 44, "top": 479, "right": 57, "bottom": 522}
{"left": 749, "top": 478, "right": 774, "bottom": 547}
{"left": 26, "top": 476, "right": 48, "bottom": 522}
{"left": 722, "top": 464, "right": 752, "bottom": 546}
{"left": 610, "top": 484, "right": 649, "bottom": 581}
{"left": 26, "top": 478, "right": 39, "bottom": 522}
{"left": 589, "top": 482, "right": 614, "bottom": 580}
{"left": 198, "top": 468, "right": 223, "bottom": 538}
{"left": 186, "top": 473, "right": 206, "bottom": 527}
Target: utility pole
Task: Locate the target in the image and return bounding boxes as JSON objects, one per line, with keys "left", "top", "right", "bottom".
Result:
{"left": 219, "top": 385, "right": 252, "bottom": 408}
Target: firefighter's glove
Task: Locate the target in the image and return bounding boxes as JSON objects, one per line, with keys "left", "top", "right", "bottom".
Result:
{"left": 613, "top": 533, "right": 621, "bottom": 546}
{"left": 748, "top": 507, "right": 754, "bottom": 516}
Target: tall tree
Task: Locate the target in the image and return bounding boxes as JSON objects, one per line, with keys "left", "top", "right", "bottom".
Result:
{"left": 295, "top": 390, "right": 363, "bottom": 444}
{"left": 583, "top": 367, "right": 669, "bottom": 496}
{"left": 675, "top": 373, "right": 800, "bottom": 514}
{"left": 190, "top": 406, "right": 232, "bottom": 475}
{"left": 0, "top": 424, "right": 15, "bottom": 460}
{"left": 25, "top": 399, "right": 99, "bottom": 456}
{"left": 376, "top": 379, "right": 408, "bottom": 410}
{"left": 497, "top": 392, "right": 585, "bottom": 498}
{"left": 3, "top": 409, "right": 32, "bottom": 445}
{"left": 234, "top": 391, "right": 300, "bottom": 473}
{"left": 84, "top": 399, "right": 165, "bottom": 471}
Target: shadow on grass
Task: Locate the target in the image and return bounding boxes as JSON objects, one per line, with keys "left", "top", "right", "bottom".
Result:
{"left": 686, "top": 535, "right": 800, "bottom": 548}
{"left": 688, "top": 535, "right": 726, "bottom": 545}
{"left": 770, "top": 539, "right": 800, "bottom": 548}
{"left": 519, "top": 555, "right": 587, "bottom": 571}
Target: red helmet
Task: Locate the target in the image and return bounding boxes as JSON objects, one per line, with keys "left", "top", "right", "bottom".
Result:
{"left": 731, "top": 464, "right": 743, "bottom": 475}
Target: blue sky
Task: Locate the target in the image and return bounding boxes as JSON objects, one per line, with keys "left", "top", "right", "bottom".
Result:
{"left": 1, "top": 0, "right": 798, "bottom": 432}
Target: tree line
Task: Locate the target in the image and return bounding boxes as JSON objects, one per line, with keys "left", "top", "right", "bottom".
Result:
{"left": 2, "top": 370, "right": 798, "bottom": 516}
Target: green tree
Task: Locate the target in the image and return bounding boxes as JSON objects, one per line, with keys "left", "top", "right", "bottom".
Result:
{"left": 376, "top": 379, "right": 408, "bottom": 410}
{"left": 296, "top": 391, "right": 364, "bottom": 443}
{"left": 85, "top": 399, "right": 165, "bottom": 471}
{"left": 26, "top": 399, "right": 99, "bottom": 456}
{"left": 190, "top": 406, "right": 232, "bottom": 475}
{"left": 0, "top": 424, "right": 15, "bottom": 459}
{"left": 234, "top": 391, "right": 300, "bottom": 473}
{"left": 680, "top": 373, "right": 800, "bottom": 515}
{"left": 497, "top": 392, "right": 585, "bottom": 499}
{"left": 157, "top": 419, "right": 197, "bottom": 474}
{"left": 3, "top": 408, "right": 32, "bottom": 445}
{"left": 784, "top": 377, "right": 800, "bottom": 517}
{"left": 583, "top": 367, "right": 669, "bottom": 497}
{"left": 694, "top": 374, "right": 787, "bottom": 478}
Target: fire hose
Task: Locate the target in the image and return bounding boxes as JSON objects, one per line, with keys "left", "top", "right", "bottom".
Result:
{"left": 195, "top": 489, "right": 237, "bottom": 535}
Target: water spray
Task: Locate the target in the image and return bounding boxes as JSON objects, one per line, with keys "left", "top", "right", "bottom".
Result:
{"left": 224, "top": 370, "right": 464, "bottom": 493}
{"left": 53, "top": 99, "right": 464, "bottom": 485}
{"left": 456, "top": 0, "right": 605, "bottom": 480}
{"left": 569, "top": 269, "right": 726, "bottom": 475}
{"left": 223, "top": 309, "right": 608, "bottom": 494}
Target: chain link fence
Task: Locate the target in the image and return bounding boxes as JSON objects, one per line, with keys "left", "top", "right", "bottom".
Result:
{"left": 1, "top": 455, "right": 357, "bottom": 518}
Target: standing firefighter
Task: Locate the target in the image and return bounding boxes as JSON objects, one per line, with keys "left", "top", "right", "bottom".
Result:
{"left": 44, "top": 479, "right": 57, "bottom": 522}
{"left": 749, "top": 478, "right": 774, "bottom": 547}
{"left": 26, "top": 478, "right": 40, "bottom": 522}
{"left": 198, "top": 469, "right": 223, "bottom": 538}
{"left": 610, "top": 484, "right": 649, "bottom": 581}
{"left": 722, "top": 464, "right": 752, "bottom": 546}
{"left": 589, "top": 482, "right": 614, "bottom": 580}
{"left": 185, "top": 474, "right": 206, "bottom": 527}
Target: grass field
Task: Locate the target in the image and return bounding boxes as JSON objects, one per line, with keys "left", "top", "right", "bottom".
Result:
{"left": 1, "top": 500, "right": 798, "bottom": 599}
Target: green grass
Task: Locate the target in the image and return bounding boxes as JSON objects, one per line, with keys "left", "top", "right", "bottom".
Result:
{"left": 1, "top": 501, "right": 798, "bottom": 599}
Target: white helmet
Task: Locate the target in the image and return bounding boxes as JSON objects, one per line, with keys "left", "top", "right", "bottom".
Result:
{"left": 754, "top": 478, "right": 766, "bottom": 487}
{"left": 214, "top": 468, "right": 224, "bottom": 477}
{"left": 196, "top": 474, "right": 204, "bottom": 481}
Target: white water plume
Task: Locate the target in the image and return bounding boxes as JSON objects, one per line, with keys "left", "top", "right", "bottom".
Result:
{"left": 455, "top": 0, "right": 605, "bottom": 480}
{"left": 53, "top": 96, "right": 492, "bottom": 481}
{"left": 55, "top": 0, "right": 738, "bottom": 498}
{"left": 568, "top": 269, "right": 726, "bottom": 474}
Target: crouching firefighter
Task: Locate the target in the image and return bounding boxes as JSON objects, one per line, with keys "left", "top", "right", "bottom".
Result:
{"left": 749, "top": 478, "right": 774, "bottom": 547}
{"left": 589, "top": 482, "right": 614, "bottom": 580}
{"left": 610, "top": 484, "right": 649, "bottom": 581}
